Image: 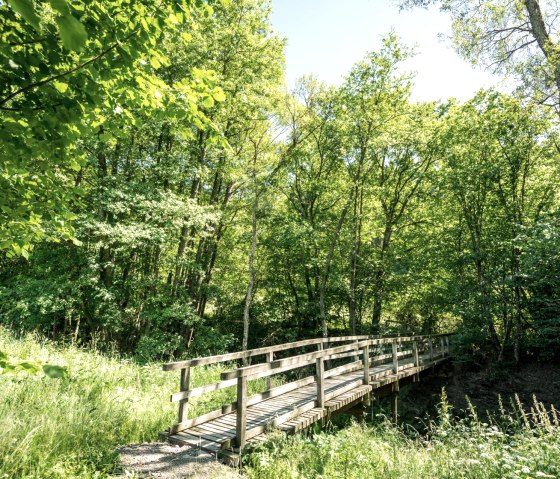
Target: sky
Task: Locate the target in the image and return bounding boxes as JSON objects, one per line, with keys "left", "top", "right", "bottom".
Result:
{"left": 270, "top": 0, "right": 505, "bottom": 103}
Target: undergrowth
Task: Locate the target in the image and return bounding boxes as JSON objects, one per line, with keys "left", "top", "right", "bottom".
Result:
{"left": 0, "top": 328, "right": 264, "bottom": 479}
{"left": 246, "top": 391, "right": 560, "bottom": 479}
{"left": 1, "top": 328, "right": 559, "bottom": 479}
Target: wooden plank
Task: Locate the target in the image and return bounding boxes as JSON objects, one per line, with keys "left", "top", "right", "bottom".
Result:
{"left": 171, "top": 377, "right": 237, "bottom": 401}
{"left": 169, "top": 407, "right": 224, "bottom": 434}
{"left": 325, "top": 360, "right": 362, "bottom": 379}
{"left": 168, "top": 431, "right": 222, "bottom": 453}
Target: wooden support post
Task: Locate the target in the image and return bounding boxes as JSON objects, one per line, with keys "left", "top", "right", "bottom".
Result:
{"left": 178, "top": 367, "right": 191, "bottom": 423}
{"left": 236, "top": 375, "right": 247, "bottom": 449}
{"left": 440, "top": 337, "right": 445, "bottom": 357}
{"left": 362, "top": 344, "right": 370, "bottom": 385}
{"left": 445, "top": 336, "right": 450, "bottom": 356}
{"left": 413, "top": 340, "right": 419, "bottom": 382}
{"left": 429, "top": 337, "right": 434, "bottom": 362}
{"left": 391, "top": 383, "right": 399, "bottom": 423}
{"left": 316, "top": 357, "right": 325, "bottom": 408}
{"left": 266, "top": 351, "right": 274, "bottom": 391}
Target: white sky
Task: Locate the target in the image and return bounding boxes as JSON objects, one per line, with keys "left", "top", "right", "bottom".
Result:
{"left": 270, "top": 0, "right": 506, "bottom": 102}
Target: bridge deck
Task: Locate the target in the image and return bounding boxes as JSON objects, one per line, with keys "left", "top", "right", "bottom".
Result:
{"left": 161, "top": 336, "right": 451, "bottom": 463}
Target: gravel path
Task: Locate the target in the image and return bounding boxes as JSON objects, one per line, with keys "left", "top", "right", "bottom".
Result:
{"left": 117, "top": 442, "right": 242, "bottom": 479}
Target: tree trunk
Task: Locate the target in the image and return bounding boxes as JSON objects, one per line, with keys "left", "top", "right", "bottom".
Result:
{"left": 242, "top": 193, "right": 259, "bottom": 359}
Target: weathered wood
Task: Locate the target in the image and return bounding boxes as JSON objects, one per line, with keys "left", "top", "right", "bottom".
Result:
{"left": 392, "top": 340, "right": 399, "bottom": 374}
{"left": 412, "top": 341, "right": 419, "bottom": 382}
{"left": 220, "top": 341, "right": 367, "bottom": 380}
{"left": 178, "top": 367, "right": 190, "bottom": 424}
{"left": 266, "top": 351, "right": 274, "bottom": 390}
{"left": 316, "top": 357, "right": 325, "bottom": 407}
{"left": 236, "top": 375, "right": 247, "bottom": 449}
{"left": 362, "top": 344, "right": 370, "bottom": 385}
{"left": 163, "top": 335, "right": 372, "bottom": 370}
{"left": 391, "top": 385, "right": 398, "bottom": 423}
{"left": 163, "top": 333, "right": 453, "bottom": 460}
{"left": 325, "top": 360, "right": 362, "bottom": 379}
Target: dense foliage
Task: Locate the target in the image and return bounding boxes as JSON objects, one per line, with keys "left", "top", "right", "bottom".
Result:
{"left": 2, "top": 0, "right": 560, "bottom": 370}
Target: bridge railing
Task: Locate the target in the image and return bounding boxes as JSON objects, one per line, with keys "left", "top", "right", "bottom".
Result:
{"left": 162, "top": 333, "right": 451, "bottom": 448}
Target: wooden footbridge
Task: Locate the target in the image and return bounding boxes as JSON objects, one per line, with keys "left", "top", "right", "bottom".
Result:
{"left": 160, "top": 334, "right": 452, "bottom": 464}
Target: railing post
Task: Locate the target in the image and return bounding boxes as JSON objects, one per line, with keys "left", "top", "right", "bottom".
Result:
{"left": 266, "top": 351, "right": 274, "bottom": 391}
{"left": 236, "top": 374, "right": 247, "bottom": 449}
{"left": 362, "top": 343, "right": 370, "bottom": 385}
{"left": 413, "top": 340, "right": 419, "bottom": 382}
{"left": 445, "top": 335, "right": 450, "bottom": 356}
{"left": 392, "top": 339, "right": 399, "bottom": 375}
{"left": 178, "top": 367, "right": 190, "bottom": 424}
{"left": 429, "top": 337, "right": 434, "bottom": 362}
{"left": 440, "top": 337, "right": 445, "bottom": 357}
{"left": 316, "top": 356, "right": 325, "bottom": 408}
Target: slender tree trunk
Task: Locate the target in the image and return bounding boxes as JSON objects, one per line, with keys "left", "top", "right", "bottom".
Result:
{"left": 319, "top": 188, "right": 354, "bottom": 337}
{"left": 242, "top": 193, "right": 259, "bottom": 357}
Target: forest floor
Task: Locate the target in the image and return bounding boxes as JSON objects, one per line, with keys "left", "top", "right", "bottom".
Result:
{"left": 395, "top": 360, "right": 560, "bottom": 425}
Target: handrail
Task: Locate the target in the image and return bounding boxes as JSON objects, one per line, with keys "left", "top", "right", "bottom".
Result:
{"left": 162, "top": 335, "right": 372, "bottom": 370}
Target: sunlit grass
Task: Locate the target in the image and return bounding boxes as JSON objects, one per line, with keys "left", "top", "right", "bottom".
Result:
{"left": 246, "top": 394, "right": 560, "bottom": 479}
{"left": 2, "top": 328, "right": 559, "bottom": 479}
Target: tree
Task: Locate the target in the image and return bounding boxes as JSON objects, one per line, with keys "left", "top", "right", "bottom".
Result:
{"left": 0, "top": 0, "right": 219, "bottom": 257}
{"left": 401, "top": 0, "right": 560, "bottom": 111}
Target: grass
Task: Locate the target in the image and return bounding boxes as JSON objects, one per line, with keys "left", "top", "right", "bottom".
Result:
{"left": 1, "top": 328, "right": 559, "bottom": 479}
{"left": 0, "top": 327, "right": 268, "bottom": 479}
{"left": 245, "top": 393, "right": 560, "bottom": 479}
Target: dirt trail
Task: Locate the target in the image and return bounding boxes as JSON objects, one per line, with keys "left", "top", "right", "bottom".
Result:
{"left": 117, "top": 443, "right": 241, "bottom": 479}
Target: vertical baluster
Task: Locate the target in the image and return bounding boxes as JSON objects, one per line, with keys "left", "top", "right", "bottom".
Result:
{"left": 362, "top": 343, "right": 370, "bottom": 385}
{"left": 266, "top": 351, "right": 274, "bottom": 391}
{"left": 429, "top": 337, "right": 434, "bottom": 362}
{"left": 316, "top": 355, "right": 325, "bottom": 407}
{"left": 236, "top": 374, "right": 247, "bottom": 449}
{"left": 178, "top": 367, "right": 190, "bottom": 424}
{"left": 440, "top": 337, "right": 445, "bottom": 357}
{"left": 392, "top": 339, "right": 399, "bottom": 375}
{"left": 413, "top": 340, "right": 419, "bottom": 382}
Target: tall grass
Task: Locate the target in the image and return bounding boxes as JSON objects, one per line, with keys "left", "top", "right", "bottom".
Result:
{"left": 246, "top": 392, "right": 560, "bottom": 479}
{"left": 2, "top": 328, "right": 559, "bottom": 479}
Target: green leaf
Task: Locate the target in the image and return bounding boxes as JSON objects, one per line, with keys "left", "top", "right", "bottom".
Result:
{"left": 7, "top": 0, "right": 41, "bottom": 31}
{"left": 212, "top": 88, "right": 226, "bottom": 102}
{"left": 150, "top": 56, "right": 161, "bottom": 69}
{"left": 55, "top": 14, "right": 88, "bottom": 51}
{"left": 52, "top": 81, "right": 69, "bottom": 93}
{"left": 202, "top": 96, "right": 214, "bottom": 108}
{"left": 42, "top": 364, "right": 67, "bottom": 378}
{"left": 0, "top": 351, "right": 7, "bottom": 361}
{"left": 48, "top": 0, "right": 70, "bottom": 15}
